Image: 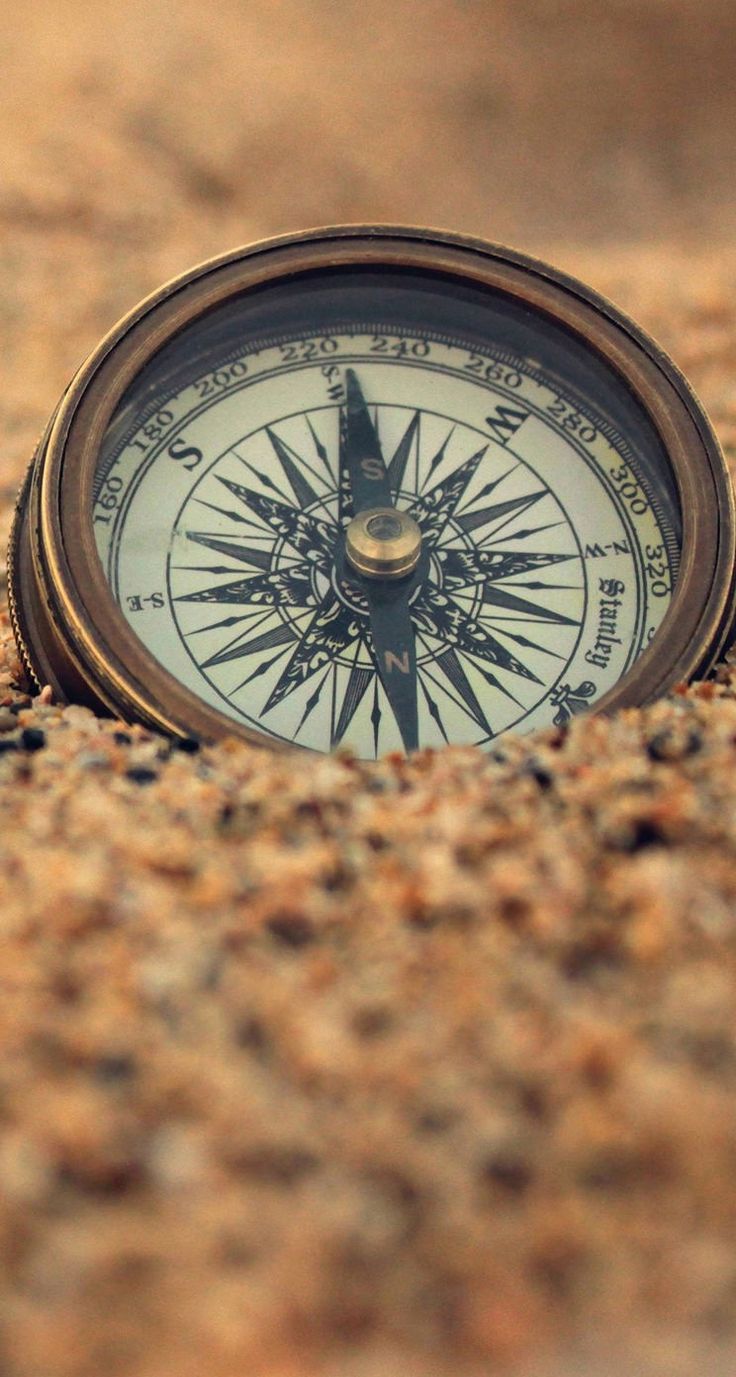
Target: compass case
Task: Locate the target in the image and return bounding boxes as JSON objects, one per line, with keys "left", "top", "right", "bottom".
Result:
{"left": 7, "top": 227, "right": 736, "bottom": 751}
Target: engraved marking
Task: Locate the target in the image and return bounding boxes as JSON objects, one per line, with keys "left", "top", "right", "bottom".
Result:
{"left": 384, "top": 649, "right": 410, "bottom": 674}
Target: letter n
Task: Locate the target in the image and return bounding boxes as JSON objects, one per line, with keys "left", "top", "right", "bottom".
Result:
{"left": 384, "top": 649, "right": 410, "bottom": 674}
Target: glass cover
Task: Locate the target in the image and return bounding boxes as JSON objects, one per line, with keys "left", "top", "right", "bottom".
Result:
{"left": 92, "top": 266, "right": 681, "bottom": 756}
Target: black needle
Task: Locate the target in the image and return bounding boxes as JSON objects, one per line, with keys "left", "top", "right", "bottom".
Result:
{"left": 368, "top": 575, "right": 420, "bottom": 753}
{"left": 340, "top": 368, "right": 420, "bottom": 754}
{"left": 344, "top": 368, "right": 394, "bottom": 511}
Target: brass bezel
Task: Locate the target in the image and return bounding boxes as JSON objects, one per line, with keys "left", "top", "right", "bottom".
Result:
{"left": 8, "top": 225, "right": 736, "bottom": 749}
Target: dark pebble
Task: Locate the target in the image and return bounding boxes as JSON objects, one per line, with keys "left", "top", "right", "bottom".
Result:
{"left": 20, "top": 727, "right": 46, "bottom": 752}
{"left": 351, "top": 1005, "right": 394, "bottom": 1039}
{"left": 646, "top": 728, "right": 702, "bottom": 762}
{"left": 480, "top": 1151, "right": 533, "bottom": 1195}
{"left": 174, "top": 734, "right": 201, "bottom": 754}
{"left": 234, "top": 1144, "right": 319, "bottom": 1184}
{"left": 0, "top": 739, "right": 19, "bottom": 754}
{"left": 93, "top": 1053, "right": 137, "bottom": 1083}
{"left": 563, "top": 932, "right": 623, "bottom": 980}
{"left": 364, "top": 776, "right": 390, "bottom": 794}
{"left": 519, "top": 1082, "right": 548, "bottom": 1120}
{"left": 199, "top": 951, "right": 224, "bottom": 991}
{"left": 125, "top": 766, "right": 158, "bottom": 785}
{"left": 617, "top": 819, "right": 667, "bottom": 853}
{"left": 218, "top": 800, "right": 260, "bottom": 834}
{"left": 9, "top": 696, "right": 32, "bottom": 715}
{"left": 365, "top": 1166, "right": 421, "bottom": 1214}
{"left": 578, "top": 1148, "right": 639, "bottom": 1191}
{"left": 266, "top": 912, "right": 315, "bottom": 948}
{"left": 415, "top": 1106, "right": 458, "bottom": 1135}
{"left": 323, "top": 862, "right": 353, "bottom": 893}
{"left": 56, "top": 1158, "right": 143, "bottom": 1197}
{"left": 522, "top": 757, "right": 554, "bottom": 791}
{"left": 234, "top": 1015, "right": 270, "bottom": 1056}
{"left": 687, "top": 1030, "right": 736, "bottom": 1074}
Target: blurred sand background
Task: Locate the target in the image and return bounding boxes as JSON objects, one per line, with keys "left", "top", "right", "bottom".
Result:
{"left": 2, "top": 0, "right": 736, "bottom": 482}
{"left": 3, "top": 4, "right": 736, "bottom": 1376}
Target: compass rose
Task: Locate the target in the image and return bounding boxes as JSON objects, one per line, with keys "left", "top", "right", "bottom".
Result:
{"left": 171, "top": 372, "right": 584, "bottom": 755}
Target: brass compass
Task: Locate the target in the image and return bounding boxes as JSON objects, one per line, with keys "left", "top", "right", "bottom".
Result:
{"left": 7, "top": 226, "right": 735, "bottom": 757}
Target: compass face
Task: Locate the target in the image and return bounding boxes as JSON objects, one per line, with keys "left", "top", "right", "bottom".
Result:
{"left": 90, "top": 264, "right": 682, "bottom": 757}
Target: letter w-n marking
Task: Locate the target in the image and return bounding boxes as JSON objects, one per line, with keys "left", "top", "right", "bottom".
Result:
{"left": 486, "top": 404, "right": 528, "bottom": 445}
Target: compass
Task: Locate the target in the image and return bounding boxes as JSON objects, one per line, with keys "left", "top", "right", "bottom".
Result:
{"left": 7, "top": 226, "right": 735, "bottom": 758}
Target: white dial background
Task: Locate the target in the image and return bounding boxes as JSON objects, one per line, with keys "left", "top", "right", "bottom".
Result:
{"left": 93, "top": 329, "right": 676, "bottom": 757}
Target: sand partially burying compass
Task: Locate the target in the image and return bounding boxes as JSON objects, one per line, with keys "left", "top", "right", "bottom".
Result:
{"left": 2, "top": 581, "right": 736, "bottom": 1376}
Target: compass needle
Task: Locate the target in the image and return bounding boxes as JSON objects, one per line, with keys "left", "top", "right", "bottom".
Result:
{"left": 386, "top": 411, "right": 421, "bottom": 495}
{"left": 342, "top": 367, "right": 420, "bottom": 752}
{"left": 10, "top": 227, "right": 728, "bottom": 756}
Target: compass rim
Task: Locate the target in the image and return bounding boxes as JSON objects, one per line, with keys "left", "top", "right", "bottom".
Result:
{"left": 12, "top": 224, "right": 734, "bottom": 748}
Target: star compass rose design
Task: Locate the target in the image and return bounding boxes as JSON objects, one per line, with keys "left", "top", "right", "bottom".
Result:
{"left": 169, "top": 371, "right": 585, "bottom": 757}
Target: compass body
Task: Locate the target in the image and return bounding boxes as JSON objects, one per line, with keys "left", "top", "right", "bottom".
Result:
{"left": 8, "top": 227, "right": 735, "bottom": 757}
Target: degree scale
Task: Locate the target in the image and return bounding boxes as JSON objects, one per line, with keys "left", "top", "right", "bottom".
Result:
{"left": 8, "top": 226, "right": 735, "bottom": 757}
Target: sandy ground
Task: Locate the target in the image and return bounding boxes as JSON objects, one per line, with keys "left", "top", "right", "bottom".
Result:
{"left": 2, "top": 3, "right": 736, "bottom": 1375}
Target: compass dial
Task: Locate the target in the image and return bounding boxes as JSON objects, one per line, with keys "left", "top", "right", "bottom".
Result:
{"left": 91, "top": 272, "right": 678, "bottom": 758}
{"left": 9, "top": 229, "right": 733, "bottom": 756}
